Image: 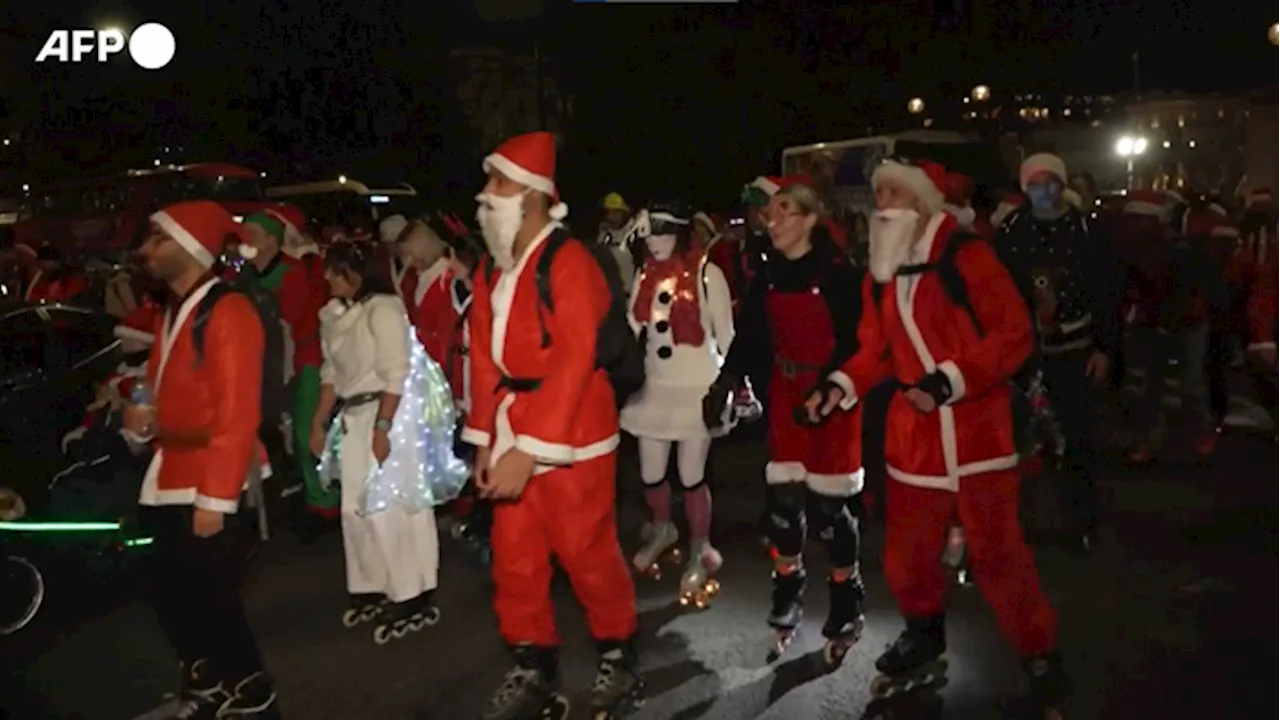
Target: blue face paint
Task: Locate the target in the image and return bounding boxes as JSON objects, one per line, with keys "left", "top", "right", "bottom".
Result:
{"left": 1026, "top": 180, "right": 1062, "bottom": 212}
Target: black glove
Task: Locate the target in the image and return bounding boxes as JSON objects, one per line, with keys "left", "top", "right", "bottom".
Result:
{"left": 702, "top": 375, "right": 736, "bottom": 430}
{"left": 914, "top": 370, "right": 954, "bottom": 408}
{"left": 794, "top": 379, "right": 840, "bottom": 428}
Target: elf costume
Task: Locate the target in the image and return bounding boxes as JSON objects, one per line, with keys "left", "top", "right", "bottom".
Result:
{"left": 243, "top": 211, "right": 337, "bottom": 517}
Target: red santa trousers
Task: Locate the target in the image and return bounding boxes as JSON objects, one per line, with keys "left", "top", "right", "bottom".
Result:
{"left": 490, "top": 452, "right": 636, "bottom": 646}
{"left": 884, "top": 470, "right": 1057, "bottom": 656}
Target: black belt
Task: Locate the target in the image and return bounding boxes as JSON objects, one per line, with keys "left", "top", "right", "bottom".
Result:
{"left": 497, "top": 375, "right": 542, "bottom": 392}
{"left": 330, "top": 392, "right": 382, "bottom": 433}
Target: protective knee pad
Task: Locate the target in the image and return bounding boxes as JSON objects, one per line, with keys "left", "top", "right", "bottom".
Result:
{"left": 766, "top": 482, "right": 807, "bottom": 557}
{"left": 812, "top": 492, "right": 861, "bottom": 568}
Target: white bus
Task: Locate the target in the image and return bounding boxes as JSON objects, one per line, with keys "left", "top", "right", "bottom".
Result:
{"left": 266, "top": 177, "right": 421, "bottom": 228}
{"left": 781, "top": 130, "right": 1009, "bottom": 254}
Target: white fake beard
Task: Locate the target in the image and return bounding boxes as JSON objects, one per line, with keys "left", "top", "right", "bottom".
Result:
{"left": 868, "top": 208, "right": 919, "bottom": 283}
{"left": 646, "top": 234, "right": 676, "bottom": 261}
{"left": 476, "top": 192, "right": 524, "bottom": 270}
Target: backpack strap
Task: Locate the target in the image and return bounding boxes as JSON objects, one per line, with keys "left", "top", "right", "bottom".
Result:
{"left": 191, "top": 282, "right": 235, "bottom": 363}
{"left": 533, "top": 229, "right": 573, "bottom": 349}
{"left": 938, "top": 232, "right": 984, "bottom": 337}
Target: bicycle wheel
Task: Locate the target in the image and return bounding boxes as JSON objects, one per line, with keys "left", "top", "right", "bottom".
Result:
{"left": 1, "top": 555, "right": 45, "bottom": 635}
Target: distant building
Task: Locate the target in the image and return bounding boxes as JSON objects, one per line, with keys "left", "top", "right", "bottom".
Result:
{"left": 451, "top": 47, "right": 568, "bottom": 157}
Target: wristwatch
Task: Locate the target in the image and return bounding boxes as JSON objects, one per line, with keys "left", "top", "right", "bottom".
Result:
{"left": 374, "top": 418, "right": 393, "bottom": 432}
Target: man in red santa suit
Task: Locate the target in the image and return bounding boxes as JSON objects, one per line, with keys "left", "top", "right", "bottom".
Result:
{"left": 120, "top": 200, "right": 279, "bottom": 719}
{"left": 802, "top": 158, "right": 1069, "bottom": 711}
{"left": 25, "top": 244, "right": 88, "bottom": 303}
{"left": 461, "top": 131, "right": 640, "bottom": 720}
{"left": 395, "top": 219, "right": 459, "bottom": 369}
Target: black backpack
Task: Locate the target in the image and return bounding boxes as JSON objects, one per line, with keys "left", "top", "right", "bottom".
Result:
{"left": 192, "top": 279, "right": 292, "bottom": 438}
{"left": 870, "top": 233, "right": 1038, "bottom": 451}
{"left": 484, "top": 229, "right": 646, "bottom": 406}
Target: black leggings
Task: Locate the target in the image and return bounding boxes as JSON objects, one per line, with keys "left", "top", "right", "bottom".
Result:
{"left": 140, "top": 505, "right": 265, "bottom": 682}
{"left": 766, "top": 483, "right": 862, "bottom": 568}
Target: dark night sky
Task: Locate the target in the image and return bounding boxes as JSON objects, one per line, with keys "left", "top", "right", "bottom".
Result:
{"left": 1, "top": 0, "right": 1276, "bottom": 208}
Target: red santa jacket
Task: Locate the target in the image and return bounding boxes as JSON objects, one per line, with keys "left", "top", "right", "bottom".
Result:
{"left": 25, "top": 269, "right": 87, "bottom": 303}
{"left": 705, "top": 236, "right": 740, "bottom": 311}
{"left": 406, "top": 258, "right": 459, "bottom": 368}
{"left": 831, "top": 213, "right": 1032, "bottom": 492}
{"left": 138, "top": 278, "right": 264, "bottom": 512}
{"left": 268, "top": 254, "right": 325, "bottom": 372}
{"left": 1248, "top": 241, "right": 1276, "bottom": 351}
{"left": 461, "top": 224, "right": 619, "bottom": 468}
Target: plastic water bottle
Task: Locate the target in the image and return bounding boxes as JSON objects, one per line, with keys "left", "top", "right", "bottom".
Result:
{"left": 130, "top": 380, "right": 152, "bottom": 408}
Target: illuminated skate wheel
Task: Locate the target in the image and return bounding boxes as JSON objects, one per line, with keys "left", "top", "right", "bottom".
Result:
{"left": 642, "top": 564, "right": 662, "bottom": 580}
{"left": 704, "top": 578, "right": 721, "bottom": 596}
{"left": 667, "top": 546, "right": 683, "bottom": 564}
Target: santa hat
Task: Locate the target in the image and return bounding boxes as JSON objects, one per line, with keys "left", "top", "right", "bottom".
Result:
{"left": 991, "top": 191, "right": 1025, "bottom": 227}
{"left": 696, "top": 210, "right": 716, "bottom": 235}
{"left": 872, "top": 159, "right": 947, "bottom": 217}
{"left": 1249, "top": 188, "right": 1273, "bottom": 207}
{"left": 942, "top": 172, "right": 974, "bottom": 206}
{"left": 1122, "top": 190, "right": 1170, "bottom": 220}
{"left": 1063, "top": 188, "right": 1083, "bottom": 210}
{"left": 114, "top": 298, "right": 160, "bottom": 345}
{"left": 378, "top": 215, "right": 408, "bottom": 244}
{"left": 262, "top": 204, "right": 308, "bottom": 244}
{"left": 1020, "top": 153, "right": 1067, "bottom": 190}
{"left": 483, "top": 131, "right": 569, "bottom": 221}
{"left": 752, "top": 176, "right": 781, "bottom": 196}
{"left": 150, "top": 200, "right": 242, "bottom": 269}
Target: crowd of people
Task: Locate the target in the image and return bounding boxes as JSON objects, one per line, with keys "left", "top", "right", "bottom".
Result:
{"left": 0, "top": 131, "right": 1275, "bottom": 720}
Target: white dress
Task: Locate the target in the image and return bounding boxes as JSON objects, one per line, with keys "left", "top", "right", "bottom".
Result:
{"left": 318, "top": 293, "right": 454, "bottom": 603}
{"left": 620, "top": 261, "right": 735, "bottom": 441}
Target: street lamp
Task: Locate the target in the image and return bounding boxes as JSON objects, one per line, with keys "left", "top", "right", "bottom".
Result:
{"left": 1269, "top": 22, "right": 1278, "bottom": 46}
{"left": 1115, "top": 135, "right": 1147, "bottom": 189}
{"left": 971, "top": 85, "right": 991, "bottom": 103}
{"left": 907, "top": 97, "right": 925, "bottom": 115}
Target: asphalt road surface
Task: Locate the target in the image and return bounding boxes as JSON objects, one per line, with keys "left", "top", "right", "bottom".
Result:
{"left": 4, "top": 396, "right": 1276, "bottom": 720}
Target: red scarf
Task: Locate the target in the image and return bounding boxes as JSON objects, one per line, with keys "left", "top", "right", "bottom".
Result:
{"left": 632, "top": 247, "right": 706, "bottom": 347}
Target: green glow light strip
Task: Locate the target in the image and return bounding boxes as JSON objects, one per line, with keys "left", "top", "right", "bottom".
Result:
{"left": 0, "top": 521, "right": 122, "bottom": 531}
{"left": 123, "top": 537, "right": 154, "bottom": 547}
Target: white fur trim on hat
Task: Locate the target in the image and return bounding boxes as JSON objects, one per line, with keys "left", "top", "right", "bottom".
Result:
{"left": 14, "top": 243, "right": 36, "bottom": 258}
{"left": 751, "top": 176, "right": 780, "bottom": 196}
{"left": 1123, "top": 201, "right": 1167, "bottom": 218}
{"left": 113, "top": 325, "right": 154, "bottom": 343}
{"left": 945, "top": 204, "right": 976, "bottom": 228}
{"left": 872, "top": 161, "right": 944, "bottom": 217}
{"left": 484, "top": 153, "right": 556, "bottom": 197}
{"left": 1020, "top": 153, "right": 1067, "bottom": 189}
{"left": 549, "top": 202, "right": 568, "bottom": 221}
{"left": 151, "top": 209, "right": 216, "bottom": 268}
{"left": 379, "top": 215, "right": 408, "bottom": 243}
{"left": 1208, "top": 203, "right": 1227, "bottom": 216}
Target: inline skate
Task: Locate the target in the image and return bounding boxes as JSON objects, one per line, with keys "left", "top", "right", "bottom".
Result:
{"left": 587, "top": 640, "right": 644, "bottom": 719}
{"left": 999, "top": 652, "right": 1071, "bottom": 719}
{"left": 677, "top": 539, "right": 722, "bottom": 610}
{"left": 482, "top": 645, "right": 569, "bottom": 720}
{"left": 820, "top": 574, "right": 865, "bottom": 668}
{"left": 342, "top": 593, "right": 385, "bottom": 628}
{"left": 372, "top": 592, "right": 440, "bottom": 645}
{"left": 631, "top": 521, "right": 680, "bottom": 580}
{"left": 869, "top": 616, "right": 948, "bottom": 699}
{"left": 172, "top": 659, "right": 228, "bottom": 720}
{"left": 766, "top": 567, "right": 806, "bottom": 661}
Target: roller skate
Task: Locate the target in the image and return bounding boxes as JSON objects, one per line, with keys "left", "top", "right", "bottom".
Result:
{"left": 677, "top": 539, "right": 722, "bottom": 610}
{"left": 869, "top": 616, "right": 948, "bottom": 699}
{"left": 173, "top": 659, "right": 228, "bottom": 720}
{"left": 631, "top": 521, "right": 680, "bottom": 579}
{"left": 820, "top": 574, "right": 865, "bottom": 668}
{"left": 481, "top": 645, "right": 569, "bottom": 720}
{"left": 213, "top": 671, "right": 280, "bottom": 719}
{"left": 999, "top": 652, "right": 1071, "bottom": 719}
{"left": 372, "top": 592, "right": 440, "bottom": 645}
{"left": 942, "top": 524, "right": 971, "bottom": 587}
{"left": 342, "top": 593, "right": 385, "bottom": 628}
{"left": 587, "top": 640, "right": 644, "bottom": 719}
{"left": 766, "top": 566, "right": 806, "bottom": 661}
